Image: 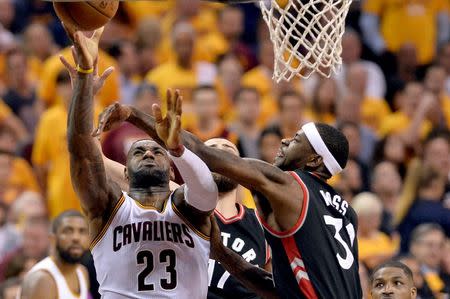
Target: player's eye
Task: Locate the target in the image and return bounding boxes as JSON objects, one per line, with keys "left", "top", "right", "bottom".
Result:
{"left": 375, "top": 282, "right": 384, "bottom": 288}
{"left": 395, "top": 281, "right": 403, "bottom": 286}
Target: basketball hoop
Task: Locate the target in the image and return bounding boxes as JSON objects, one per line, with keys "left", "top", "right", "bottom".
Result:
{"left": 259, "top": 0, "right": 353, "bottom": 82}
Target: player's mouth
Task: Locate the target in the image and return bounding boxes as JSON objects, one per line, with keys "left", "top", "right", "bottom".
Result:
{"left": 68, "top": 246, "right": 84, "bottom": 255}
{"left": 276, "top": 149, "right": 285, "bottom": 158}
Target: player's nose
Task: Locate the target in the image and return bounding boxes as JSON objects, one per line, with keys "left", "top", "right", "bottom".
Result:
{"left": 143, "top": 150, "right": 155, "bottom": 159}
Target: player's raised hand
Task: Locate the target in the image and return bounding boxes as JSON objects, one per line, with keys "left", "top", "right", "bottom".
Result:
{"left": 153, "top": 89, "right": 184, "bottom": 156}
{"left": 93, "top": 103, "right": 132, "bottom": 137}
{"left": 209, "top": 215, "right": 225, "bottom": 261}
{"left": 62, "top": 22, "right": 103, "bottom": 70}
{"left": 59, "top": 46, "right": 114, "bottom": 95}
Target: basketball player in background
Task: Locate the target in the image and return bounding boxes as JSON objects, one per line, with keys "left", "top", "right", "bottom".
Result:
{"left": 370, "top": 261, "right": 417, "bottom": 299}
{"left": 20, "top": 210, "right": 90, "bottom": 299}
{"left": 95, "top": 91, "right": 362, "bottom": 298}
{"left": 64, "top": 25, "right": 219, "bottom": 298}
{"left": 205, "top": 138, "right": 270, "bottom": 299}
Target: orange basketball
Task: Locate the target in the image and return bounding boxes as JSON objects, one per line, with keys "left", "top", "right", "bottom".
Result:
{"left": 53, "top": 1, "right": 119, "bottom": 31}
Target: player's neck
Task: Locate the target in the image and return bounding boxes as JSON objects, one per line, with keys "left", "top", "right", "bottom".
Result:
{"left": 216, "top": 189, "right": 239, "bottom": 218}
{"left": 129, "top": 187, "right": 171, "bottom": 210}
{"left": 52, "top": 255, "right": 78, "bottom": 275}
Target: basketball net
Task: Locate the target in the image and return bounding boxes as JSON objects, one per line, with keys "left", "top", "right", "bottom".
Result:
{"left": 259, "top": 0, "right": 353, "bottom": 82}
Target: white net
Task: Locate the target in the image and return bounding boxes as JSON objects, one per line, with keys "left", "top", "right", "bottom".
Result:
{"left": 259, "top": 0, "right": 353, "bottom": 82}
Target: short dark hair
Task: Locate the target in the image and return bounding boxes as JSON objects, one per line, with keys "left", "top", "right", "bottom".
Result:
{"left": 423, "top": 129, "right": 450, "bottom": 147}
{"left": 258, "top": 126, "right": 283, "bottom": 147}
{"left": 233, "top": 87, "right": 259, "bottom": 103}
{"left": 277, "top": 90, "right": 304, "bottom": 111}
{"left": 370, "top": 261, "right": 414, "bottom": 285}
{"left": 409, "top": 223, "right": 444, "bottom": 247}
{"left": 52, "top": 210, "right": 85, "bottom": 233}
{"left": 315, "top": 123, "right": 349, "bottom": 170}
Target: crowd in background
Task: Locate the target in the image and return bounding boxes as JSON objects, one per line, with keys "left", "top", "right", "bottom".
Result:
{"left": 0, "top": 0, "right": 449, "bottom": 298}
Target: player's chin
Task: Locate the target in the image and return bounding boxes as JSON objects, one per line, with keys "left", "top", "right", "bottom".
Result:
{"left": 273, "top": 156, "right": 284, "bottom": 167}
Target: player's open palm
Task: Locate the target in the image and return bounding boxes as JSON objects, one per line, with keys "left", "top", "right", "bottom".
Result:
{"left": 153, "top": 89, "right": 183, "bottom": 155}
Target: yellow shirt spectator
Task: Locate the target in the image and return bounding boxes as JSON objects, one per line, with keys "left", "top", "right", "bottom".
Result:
{"left": 32, "top": 105, "right": 80, "bottom": 219}
{"left": 363, "top": 0, "right": 448, "bottom": 64}
{"left": 161, "top": 8, "right": 218, "bottom": 39}
{"left": 123, "top": 1, "right": 174, "bottom": 26}
{"left": 358, "top": 231, "right": 399, "bottom": 268}
{"left": 38, "top": 48, "right": 120, "bottom": 109}
{"left": 3, "top": 157, "right": 40, "bottom": 205}
{"left": 361, "top": 97, "right": 391, "bottom": 133}
{"left": 379, "top": 111, "right": 432, "bottom": 139}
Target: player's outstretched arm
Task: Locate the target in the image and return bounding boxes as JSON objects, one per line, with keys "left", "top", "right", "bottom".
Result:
{"left": 94, "top": 91, "right": 303, "bottom": 231}
{"left": 64, "top": 25, "right": 121, "bottom": 236}
{"left": 210, "top": 216, "right": 278, "bottom": 299}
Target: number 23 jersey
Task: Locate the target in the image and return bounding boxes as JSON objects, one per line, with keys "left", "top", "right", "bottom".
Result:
{"left": 258, "top": 170, "right": 362, "bottom": 299}
{"left": 90, "top": 192, "right": 210, "bottom": 299}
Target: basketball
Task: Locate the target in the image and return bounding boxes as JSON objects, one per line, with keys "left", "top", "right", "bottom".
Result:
{"left": 53, "top": 0, "right": 119, "bottom": 31}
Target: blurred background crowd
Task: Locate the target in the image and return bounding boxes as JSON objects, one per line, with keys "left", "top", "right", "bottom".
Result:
{"left": 0, "top": 0, "right": 449, "bottom": 298}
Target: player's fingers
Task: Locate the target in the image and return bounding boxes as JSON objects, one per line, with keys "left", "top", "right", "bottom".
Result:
{"left": 71, "top": 46, "right": 78, "bottom": 64}
{"left": 173, "top": 89, "right": 180, "bottom": 112}
{"left": 174, "top": 115, "right": 182, "bottom": 132}
{"left": 99, "top": 66, "right": 114, "bottom": 83}
{"left": 152, "top": 104, "right": 163, "bottom": 123}
{"left": 93, "top": 57, "right": 99, "bottom": 76}
{"left": 166, "top": 89, "right": 173, "bottom": 113}
{"left": 74, "top": 32, "right": 90, "bottom": 59}
{"left": 59, "top": 55, "right": 74, "bottom": 73}
{"left": 176, "top": 94, "right": 182, "bottom": 116}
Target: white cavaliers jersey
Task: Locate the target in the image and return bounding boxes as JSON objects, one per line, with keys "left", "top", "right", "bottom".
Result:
{"left": 91, "top": 192, "right": 210, "bottom": 299}
{"left": 25, "top": 257, "right": 88, "bottom": 299}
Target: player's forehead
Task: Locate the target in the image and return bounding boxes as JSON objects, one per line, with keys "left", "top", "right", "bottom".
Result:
{"left": 130, "top": 140, "right": 164, "bottom": 152}
{"left": 59, "top": 216, "right": 87, "bottom": 231}
{"left": 373, "top": 267, "right": 407, "bottom": 281}
{"left": 205, "top": 138, "right": 239, "bottom": 155}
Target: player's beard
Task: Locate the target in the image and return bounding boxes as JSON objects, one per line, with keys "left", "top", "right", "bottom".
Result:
{"left": 56, "top": 244, "right": 84, "bottom": 264}
{"left": 213, "top": 173, "right": 238, "bottom": 193}
{"left": 130, "top": 167, "right": 170, "bottom": 189}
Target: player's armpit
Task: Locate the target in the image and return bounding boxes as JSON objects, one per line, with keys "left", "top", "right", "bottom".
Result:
{"left": 20, "top": 271, "right": 57, "bottom": 299}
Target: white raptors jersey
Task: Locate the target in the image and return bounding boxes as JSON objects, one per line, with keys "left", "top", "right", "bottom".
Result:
{"left": 91, "top": 192, "right": 210, "bottom": 299}
{"left": 26, "top": 257, "right": 88, "bottom": 299}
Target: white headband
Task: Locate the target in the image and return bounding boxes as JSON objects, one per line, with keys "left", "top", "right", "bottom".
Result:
{"left": 301, "top": 122, "right": 343, "bottom": 176}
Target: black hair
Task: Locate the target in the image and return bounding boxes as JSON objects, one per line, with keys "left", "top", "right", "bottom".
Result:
{"left": 277, "top": 90, "right": 304, "bottom": 111}
{"left": 107, "top": 40, "right": 133, "bottom": 59}
{"left": 52, "top": 210, "right": 85, "bottom": 233}
{"left": 315, "top": 123, "right": 349, "bottom": 170}
{"left": 258, "top": 126, "right": 283, "bottom": 147}
{"left": 423, "top": 128, "right": 450, "bottom": 147}
{"left": 370, "top": 261, "right": 414, "bottom": 285}
{"left": 56, "top": 69, "right": 71, "bottom": 85}
{"left": 233, "top": 87, "right": 259, "bottom": 103}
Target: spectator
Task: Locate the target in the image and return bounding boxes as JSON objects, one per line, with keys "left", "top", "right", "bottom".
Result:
{"left": 135, "top": 18, "right": 163, "bottom": 76}
{"left": 22, "top": 23, "right": 58, "bottom": 82}
{"left": 371, "top": 161, "right": 403, "bottom": 235}
{"left": 423, "top": 65, "right": 450, "bottom": 129}
{"left": 32, "top": 70, "right": 83, "bottom": 219}
{"left": 0, "top": 99, "right": 28, "bottom": 145}
{"left": 337, "top": 159, "right": 364, "bottom": 201}
{"left": 228, "top": 87, "right": 261, "bottom": 158}
{"left": 345, "top": 63, "right": 391, "bottom": 133}
{"left": 0, "top": 202, "right": 20, "bottom": 261}
{"left": 437, "top": 42, "right": 450, "bottom": 96}
{"left": 306, "top": 78, "right": 338, "bottom": 125}
{"left": 186, "top": 85, "right": 235, "bottom": 142}
{"left": 339, "top": 28, "right": 386, "bottom": 99}
{"left": 146, "top": 21, "right": 217, "bottom": 127}
{"left": 336, "top": 93, "right": 378, "bottom": 165}
{"left": 398, "top": 255, "right": 435, "bottom": 299}
{"left": 409, "top": 224, "right": 449, "bottom": 296}
{"left": 397, "top": 131, "right": 450, "bottom": 251}
{"left": 360, "top": 0, "right": 449, "bottom": 65}
{"left": 271, "top": 91, "right": 308, "bottom": 139}
{"left": 216, "top": 53, "right": 243, "bottom": 118}
{"left": 102, "top": 83, "right": 157, "bottom": 165}
{"left": 258, "top": 126, "right": 282, "bottom": 163}
{"left": 352, "top": 192, "right": 399, "bottom": 270}
{"left": 200, "top": 5, "right": 255, "bottom": 70}
{"left": 0, "top": 218, "right": 49, "bottom": 282}
{"left": 107, "top": 40, "right": 140, "bottom": 105}
{"left": 2, "top": 49, "right": 40, "bottom": 134}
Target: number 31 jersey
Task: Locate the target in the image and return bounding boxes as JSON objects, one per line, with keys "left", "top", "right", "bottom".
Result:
{"left": 258, "top": 170, "right": 362, "bottom": 299}
{"left": 91, "top": 192, "right": 210, "bottom": 299}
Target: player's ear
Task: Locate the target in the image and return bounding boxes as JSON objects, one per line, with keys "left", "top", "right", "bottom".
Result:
{"left": 410, "top": 287, "right": 417, "bottom": 298}
{"left": 306, "top": 154, "right": 323, "bottom": 169}
{"left": 50, "top": 232, "right": 56, "bottom": 249}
